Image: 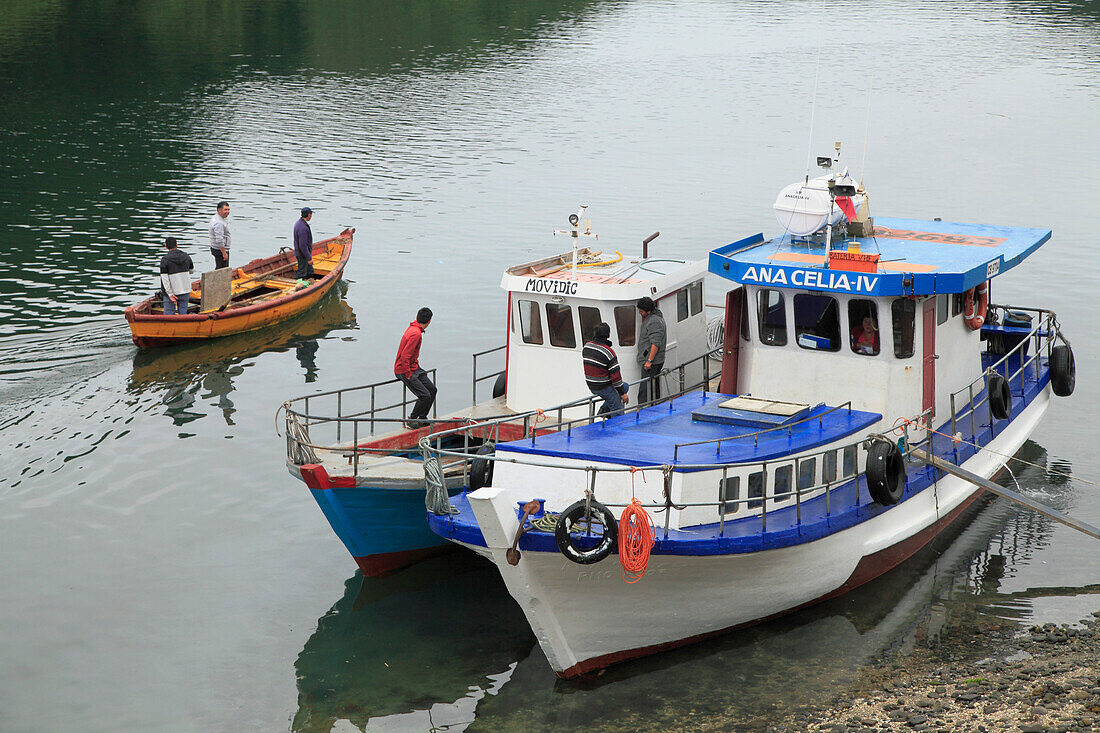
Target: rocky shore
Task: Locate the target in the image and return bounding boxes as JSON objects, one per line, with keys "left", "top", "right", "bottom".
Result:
{"left": 764, "top": 610, "right": 1100, "bottom": 733}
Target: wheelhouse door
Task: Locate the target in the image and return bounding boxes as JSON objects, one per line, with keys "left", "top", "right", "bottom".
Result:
{"left": 720, "top": 286, "right": 744, "bottom": 394}
{"left": 922, "top": 297, "right": 936, "bottom": 422}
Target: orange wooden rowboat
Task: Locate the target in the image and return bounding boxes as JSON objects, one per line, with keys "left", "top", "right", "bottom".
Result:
{"left": 124, "top": 228, "right": 354, "bottom": 348}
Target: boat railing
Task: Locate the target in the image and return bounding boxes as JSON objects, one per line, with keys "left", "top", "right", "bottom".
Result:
{"left": 471, "top": 344, "right": 507, "bottom": 406}
{"left": 946, "top": 306, "right": 1061, "bottom": 461}
{"left": 421, "top": 417, "right": 872, "bottom": 539}
{"left": 669, "top": 401, "right": 855, "bottom": 461}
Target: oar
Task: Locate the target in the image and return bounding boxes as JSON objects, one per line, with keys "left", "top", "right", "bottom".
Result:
{"left": 910, "top": 448, "right": 1100, "bottom": 540}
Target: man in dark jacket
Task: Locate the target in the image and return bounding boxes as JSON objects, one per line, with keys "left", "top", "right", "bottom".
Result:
{"left": 583, "top": 322, "right": 630, "bottom": 417}
{"left": 636, "top": 296, "right": 666, "bottom": 404}
{"left": 394, "top": 307, "right": 437, "bottom": 428}
{"left": 159, "top": 237, "right": 194, "bottom": 315}
{"left": 293, "top": 207, "right": 315, "bottom": 279}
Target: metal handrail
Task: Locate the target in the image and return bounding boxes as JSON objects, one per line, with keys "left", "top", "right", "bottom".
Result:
{"left": 471, "top": 344, "right": 507, "bottom": 406}
{"left": 671, "top": 401, "right": 855, "bottom": 460}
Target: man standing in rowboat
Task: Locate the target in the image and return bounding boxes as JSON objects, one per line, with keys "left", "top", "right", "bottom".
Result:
{"left": 394, "top": 308, "right": 437, "bottom": 429}
{"left": 209, "top": 200, "right": 231, "bottom": 269}
{"left": 159, "top": 237, "right": 193, "bottom": 315}
{"left": 293, "top": 207, "right": 315, "bottom": 279}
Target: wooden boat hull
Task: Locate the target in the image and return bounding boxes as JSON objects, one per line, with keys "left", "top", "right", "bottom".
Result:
{"left": 124, "top": 229, "right": 354, "bottom": 348}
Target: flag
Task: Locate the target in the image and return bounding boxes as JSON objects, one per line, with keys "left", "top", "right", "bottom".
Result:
{"left": 835, "top": 196, "right": 857, "bottom": 221}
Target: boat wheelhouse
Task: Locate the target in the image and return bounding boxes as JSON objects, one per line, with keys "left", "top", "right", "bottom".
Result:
{"left": 421, "top": 160, "right": 1079, "bottom": 678}
{"left": 283, "top": 211, "right": 720, "bottom": 576}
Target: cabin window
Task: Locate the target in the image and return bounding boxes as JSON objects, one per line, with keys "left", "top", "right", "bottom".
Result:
{"left": 892, "top": 299, "right": 916, "bottom": 359}
{"left": 689, "top": 281, "right": 703, "bottom": 316}
{"left": 848, "top": 299, "right": 880, "bottom": 356}
{"left": 952, "top": 293, "right": 964, "bottom": 317}
{"left": 720, "top": 475, "right": 740, "bottom": 515}
{"left": 579, "top": 306, "right": 602, "bottom": 344}
{"left": 545, "top": 303, "right": 576, "bottom": 348}
{"left": 677, "top": 289, "right": 690, "bottom": 322}
{"left": 794, "top": 294, "right": 840, "bottom": 352}
{"left": 822, "top": 451, "right": 838, "bottom": 483}
{"left": 842, "top": 445, "right": 858, "bottom": 477}
{"left": 773, "top": 465, "right": 793, "bottom": 504}
{"left": 747, "top": 470, "right": 764, "bottom": 510}
{"left": 936, "top": 294, "right": 949, "bottom": 325}
{"left": 740, "top": 293, "right": 751, "bottom": 342}
{"left": 518, "top": 300, "right": 543, "bottom": 345}
{"left": 798, "top": 458, "right": 816, "bottom": 491}
{"left": 614, "top": 306, "right": 636, "bottom": 346}
{"left": 757, "top": 289, "right": 787, "bottom": 346}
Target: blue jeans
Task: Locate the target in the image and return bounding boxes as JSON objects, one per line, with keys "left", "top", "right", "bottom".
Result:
{"left": 593, "top": 386, "right": 624, "bottom": 417}
{"left": 163, "top": 292, "right": 190, "bottom": 315}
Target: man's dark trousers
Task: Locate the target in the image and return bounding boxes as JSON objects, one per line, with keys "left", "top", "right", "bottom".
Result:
{"left": 638, "top": 362, "right": 664, "bottom": 404}
{"left": 398, "top": 368, "right": 437, "bottom": 426}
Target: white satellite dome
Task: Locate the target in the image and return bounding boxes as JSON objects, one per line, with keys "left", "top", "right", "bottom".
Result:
{"left": 773, "top": 174, "right": 865, "bottom": 236}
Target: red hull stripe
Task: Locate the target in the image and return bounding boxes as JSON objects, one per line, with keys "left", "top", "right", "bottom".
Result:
{"left": 557, "top": 486, "right": 987, "bottom": 679}
{"left": 355, "top": 545, "right": 457, "bottom": 577}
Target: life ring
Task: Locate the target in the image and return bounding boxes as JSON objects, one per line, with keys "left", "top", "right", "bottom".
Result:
{"left": 1050, "top": 344, "right": 1075, "bottom": 397}
{"left": 554, "top": 499, "right": 618, "bottom": 564}
{"left": 963, "top": 282, "right": 989, "bottom": 330}
{"left": 866, "top": 440, "right": 905, "bottom": 506}
{"left": 988, "top": 373, "right": 1011, "bottom": 420}
{"left": 469, "top": 444, "right": 494, "bottom": 491}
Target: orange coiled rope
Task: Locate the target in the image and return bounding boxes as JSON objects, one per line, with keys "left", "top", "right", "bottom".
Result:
{"left": 619, "top": 468, "right": 655, "bottom": 583}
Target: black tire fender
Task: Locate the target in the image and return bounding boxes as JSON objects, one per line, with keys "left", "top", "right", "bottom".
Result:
{"left": 988, "top": 373, "right": 1012, "bottom": 420}
{"left": 554, "top": 500, "right": 618, "bottom": 564}
{"left": 492, "top": 373, "right": 506, "bottom": 399}
{"left": 866, "top": 440, "right": 905, "bottom": 506}
{"left": 1050, "top": 344, "right": 1075, "bottom": 397}
{"left": 469, "top": 444, "right": 494, "bottom": 491}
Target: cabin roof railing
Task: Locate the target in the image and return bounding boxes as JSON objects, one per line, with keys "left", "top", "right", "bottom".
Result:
{"left": 709, "top": 217, "right": 1051, "bottom": 297}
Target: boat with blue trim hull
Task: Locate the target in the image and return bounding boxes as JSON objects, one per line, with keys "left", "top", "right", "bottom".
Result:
{"left": 420, "top": 152, "right": 1078, "bottom": 678}
{"left": 283, "top": 209, "right": 725, "bottom": 576}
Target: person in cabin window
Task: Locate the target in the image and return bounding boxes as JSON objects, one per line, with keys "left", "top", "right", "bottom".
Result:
{"left": 209, "top": 200, "right": 231, "bottom": 269}
{"left": 293, "top": 207, "right": 315, "bottom": 279}
{"left": 394, "top": 307, "right": 437, "bottom": 429}
{"left": 636, "top": 296, "right": 667, "bottom": 404}
{"left": 159, "top": 237, "right": 194, "bottom": 315}
{"left": 583, "top": 322, "right": 630, "bottom": 417}
{"left": 852, "top": 315, "right": 880, "bottom": 355}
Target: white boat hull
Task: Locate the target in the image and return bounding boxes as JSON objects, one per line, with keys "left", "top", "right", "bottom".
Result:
{"left": 460, "top": 387, "right": 1050, "bottom": 677}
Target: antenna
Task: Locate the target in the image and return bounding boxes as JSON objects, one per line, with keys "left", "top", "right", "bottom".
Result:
{"left": 803, "top": 56, "right": 821, "bottom": 183}
{"left": 859, "top": 70, "right": 874, "bottom": 186}
{"left": 553, "top": 205, "right": 596, "bottom": 280}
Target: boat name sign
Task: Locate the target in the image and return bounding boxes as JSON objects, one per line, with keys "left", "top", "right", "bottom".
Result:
{"left": 523, "top": 278, "right": 579, "bottom": 295}
{"left": 740, "top": 265, "right": 880, "bottom": 294}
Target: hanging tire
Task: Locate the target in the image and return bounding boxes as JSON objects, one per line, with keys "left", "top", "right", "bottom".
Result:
{"left": 469, "top": 444, "right": 494, "bottom": 491}
{"left": 1050, "top": 344, "right": 1075, "bottom": 397}
{"left": 492, "top": 373, "right": 506, "bottom": 399}
{"left": 554, "top": 499, "right": 618, "bottom": 564}
{"left": 988, "top": 373, "right": 1011, "bottom": 420}
{"left": 866, "top": 440, "right": 905, "bottom": 506}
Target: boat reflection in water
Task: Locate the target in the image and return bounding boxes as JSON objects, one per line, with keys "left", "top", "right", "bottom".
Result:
{"left": 291, "top": 552, "right": 535, "bottom": 733}
{"left": 293, "top": 441, "right": 1091, "bottom": 732}
{"left": 128, "top": 287, "right": 355, "bottom": 427}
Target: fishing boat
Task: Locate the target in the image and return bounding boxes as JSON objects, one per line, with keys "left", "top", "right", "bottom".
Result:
{"left": 124, "top": 228, "right": 354, "bottom": 348}
{"left": 283, "top": 209, "right": 724, "bottom": 576}
{"left": 421, "top": 150, "right": 1083, "bottom": 678}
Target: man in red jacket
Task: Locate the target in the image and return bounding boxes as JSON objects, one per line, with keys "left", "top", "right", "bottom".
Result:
{"left": 394, "top": 307, "right": 437, "bottom": 428}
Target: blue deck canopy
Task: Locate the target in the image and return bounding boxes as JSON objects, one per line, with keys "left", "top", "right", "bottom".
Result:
{"left": 708, "top": 217, "right": 1051, "bottom": 297}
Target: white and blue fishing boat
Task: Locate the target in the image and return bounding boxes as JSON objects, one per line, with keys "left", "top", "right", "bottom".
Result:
{"left": 422, "top": 153, "right": 1082, "bottom": 678}
{"left": 282, "top": 210, "right": 721, "bottom": 576}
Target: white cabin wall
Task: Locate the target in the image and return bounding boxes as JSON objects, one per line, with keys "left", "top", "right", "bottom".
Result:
{"left": 931, "top": 296, "right": 985, "bottom": 425}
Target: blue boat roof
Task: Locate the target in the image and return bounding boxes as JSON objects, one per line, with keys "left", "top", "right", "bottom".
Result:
{"left": 709, "top": 217, "right": 1051, "bottom": 297}
{"left": 498, "top": 391, "right": 881, "bottom": 470}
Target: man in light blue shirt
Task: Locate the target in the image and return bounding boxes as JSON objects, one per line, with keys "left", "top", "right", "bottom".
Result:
{"left": 209, "top": 200, "right": 231, "bottom": 269}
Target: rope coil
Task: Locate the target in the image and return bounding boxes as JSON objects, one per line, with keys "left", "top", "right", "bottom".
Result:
{"left": 619, "top": 467, "right": 655, "bottom": 583}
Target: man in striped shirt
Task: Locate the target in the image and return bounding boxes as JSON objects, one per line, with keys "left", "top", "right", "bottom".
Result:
{"left": 583, "top": 322, "right": 630, "bottom": 417}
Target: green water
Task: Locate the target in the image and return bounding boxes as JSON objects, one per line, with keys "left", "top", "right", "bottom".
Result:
{"left": 1, "top": 1, "right": 1099, "bottom": 731}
